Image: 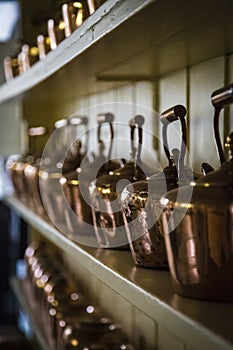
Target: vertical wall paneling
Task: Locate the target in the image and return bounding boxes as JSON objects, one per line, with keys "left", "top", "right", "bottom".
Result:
{"left": 0, "top": 100, "right": 23, "bottom": 156}
{"left": 20, "top": 119, "right": 29, "bottom": 155}
{"left": 113, "top": 83, "right": 135, "bottom": 162}
{"left": 189, "top": 57, "right": 225, "bottom": 171}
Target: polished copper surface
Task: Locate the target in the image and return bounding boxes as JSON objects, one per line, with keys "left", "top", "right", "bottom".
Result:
{"left": 24, "top": 158, "right": 46, "bottom": 216}
{"left": 90, "top": 115, "right": 156, "bottom": 249}
{"left": 162, "top": 170, "right": 233, "bottom": 301}
{"left": 22, "top": 240, "right": 136, "bottom": 350}
{"left": 61, "top": 113, "right": 121, "bottom": 239}
{"left": 121, "top": 105, "right": 195, "bottom": 267}
{"left": 39, "top": 117, "right": 86, "bottom": 231}
{"left": 87, "top": 0, "right": 106, "bottom": 14}
{"left": 161, "top": 84, "right": 233, "bottom": 301}
{"left": 62, "top": 1, "right": 89, "bottom": 37}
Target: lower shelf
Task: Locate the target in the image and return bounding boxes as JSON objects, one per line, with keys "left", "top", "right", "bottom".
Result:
{"left": 6, "top": 196, "right": 233, "bottom": 350}
{"left": 11, "top": 278, "right": 50, "bottom": 350}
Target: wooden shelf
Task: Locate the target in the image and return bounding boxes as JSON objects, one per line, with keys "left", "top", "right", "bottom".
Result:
{"left": 0, "top": 0, "right": 233, "bottom": 106}
{"left": 5, "top": 196, "right": 233, "bottom": 350}
{"left": 11, "top": 278, "right": 50, "bottom": 350}
{"left": 2, "top": 2, "right": 233, "bottom": 348}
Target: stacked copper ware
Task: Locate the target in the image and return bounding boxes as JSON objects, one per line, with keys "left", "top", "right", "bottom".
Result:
{"left": 23, "top": 240, "right": 136, "bottom": 350}
{"left": 6, "top": 125, "right": 48, "bottom": 216}
{"left": 3, "top": 0, "right": 107, "bottom": 81}
{"left": 7, "top": 84, "right": 233, "bottom": 303}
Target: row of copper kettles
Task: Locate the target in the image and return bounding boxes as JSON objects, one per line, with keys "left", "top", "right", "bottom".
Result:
{"left": 7, "top": 83, "right": 233, "bottom": 303}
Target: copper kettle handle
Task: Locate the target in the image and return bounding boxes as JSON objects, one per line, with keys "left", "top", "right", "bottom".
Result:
{"left": 97, "top": 113, "right": 114, "bottom": 160}
{"left": 211, "top": 83, "right": 233, "bottom": 164}
{"left": 68, "top": 115, "right": 89, "bottom": 155}
{"left": 160, "top": 104, "right": 187, "bottom": 178}
{"left": 28, "top": 126, "right": 47, "bottom": 156}
{"left": 129, "top": 115, "right": 145, "bottom": 165}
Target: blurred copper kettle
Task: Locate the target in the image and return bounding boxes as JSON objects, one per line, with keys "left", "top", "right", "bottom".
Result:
{"left": 39, "top": 116, "right": 86, "bottom": 230}
{"left": 90, "top": 115, "right": 155, "bottom": 249}
{"left": 7, "top": 125, "right": 47, "bottom": 207}
{"left": 61, "top": 113, "right": 121, "bottom": 243}
{"left": 160, "top": 83, "right": 233, "bottom": 301}
{"left": 121, "top": 104, "right": 197, "bottom": 267}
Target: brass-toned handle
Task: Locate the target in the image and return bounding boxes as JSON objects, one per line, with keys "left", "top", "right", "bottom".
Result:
{"left": 129, "top": 115, "right": 145, "bottom": 164}
{"left": 129, "top": 114, "right": 144, "bottom": 127}
{"left": 62, "top": 2, "right": 84, "bottom": 37}
{"left": 160, "top": 104, "right": 186, "bottom": 124}
{"left": 97, "top": 113, "right": 114, "bottom": 162}
{"left": 68, "top": 115, "right": 89, "bottom": 155}
{"left": 28, "top": 126, "right": 47, "bottom": 136}
{"left": 97, "top": 112, "right": 114, "bottom": 124}
{"left": 54, "top": 119, "right": 68, "bottom": 129}
{"left": 68, "top": 116, "right": 88, "bottom": 126}
{"left": 211, "top": 83, "right": 233, "bottom": 164}
{"left": 160, "top": 105, "right": 187, "bottom": 178}
{"left": 211, "top": 84, "right": 233, "bottom": 108}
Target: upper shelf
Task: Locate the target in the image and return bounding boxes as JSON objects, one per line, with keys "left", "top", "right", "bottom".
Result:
{"left": 0, "top": 0, "right": 233, "bottom": 105}
{"left": 5, "top": 196, "right": 233, "bottom": 350}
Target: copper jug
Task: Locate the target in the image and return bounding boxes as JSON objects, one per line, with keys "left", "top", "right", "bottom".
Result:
{"left": 89, "top": 115, "right": 155, "bottom": 249}
{"left": 7, "top": 125, "right": 47, "bottom": 205}
{"left": 121, "top": 104, "right": 199, "bottom": 267}
{"left": 61, "top": 113, "right": 121, "bottom": 244}
{"left": 23, "top": 126, "right": 48, "bottom": 215}
{"left": 160, "top": 83, "right": 233, "bottom": 301}
{"left": 39, "top": 117, "right": 86, "bottom": 230}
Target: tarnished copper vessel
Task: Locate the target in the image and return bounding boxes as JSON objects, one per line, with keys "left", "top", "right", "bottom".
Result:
{"left": 39, "top": 117, "right": 86, "bottom": 230}
{"left": 61, "top": 113, "right": 121, "bottom": 241}
{"left": 90, "top": 115, "right": 156, "bottom": 249}
{"left": 121, "top": 105, "right": 198, "bottom": 267}
{"left": 160, "top": 83, "right": 233, "bottom": 301}
{"left": 7, "top": 126, "right": 47, "bottom": 208}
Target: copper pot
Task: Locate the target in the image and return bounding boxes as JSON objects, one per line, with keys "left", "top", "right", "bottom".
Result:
{"left": 7, "top": 156, "right": 31, "bottom": 203}
{"left": 61, "top": 113, "right": 121, "bottom": 242}
{"left": 89, "top": 115, "right": 155, "bottom": 249}
{"left": 39, "top": 116, "right": 87, "bottom": 230}
{"left": 160, "top": 83, "right": 233, "bottom": 301}
{"left": 7, "top": 126, "right": 47, "bottom": 205}
{"left": 22, "top": 126, "right": 48, "bottom": 215}
{"left": 121, "top": 105, "right": 200, "bottom": 267}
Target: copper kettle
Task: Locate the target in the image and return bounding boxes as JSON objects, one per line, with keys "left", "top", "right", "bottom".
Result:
{"left": 7, "top": 125, "right": 47, "bottom": 207}
{"left": 60, "top": 113, "right": 121, "bottom": 243}
{"left": 121, "top": 105, "right": 198, "bottom": 267}
{"left": 39, "top": 116, "right": 86, "bottom": 230}
{"left": 160, "top": 83, "right": 233, "bottom": 301}
{"left": 89, "top": 115, "right": 156, "bottom": 249}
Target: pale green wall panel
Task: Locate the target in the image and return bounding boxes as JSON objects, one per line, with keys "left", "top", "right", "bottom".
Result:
{"left": 189, "top": 57, "right": 225, "bottom": 171}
